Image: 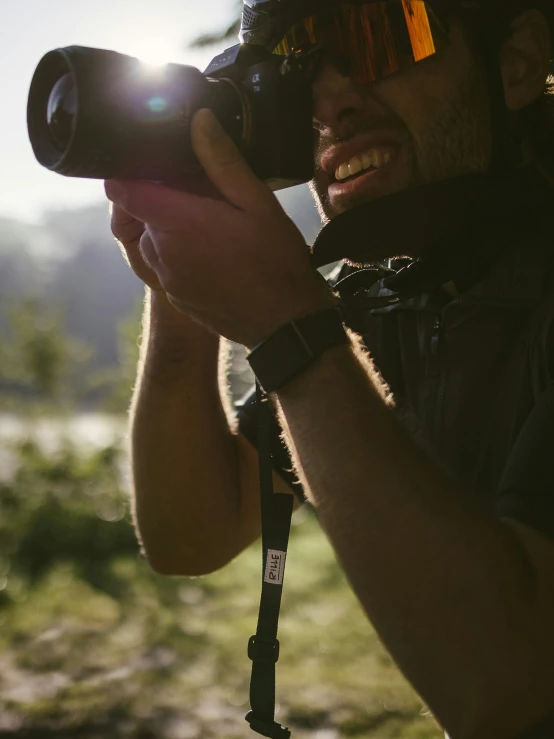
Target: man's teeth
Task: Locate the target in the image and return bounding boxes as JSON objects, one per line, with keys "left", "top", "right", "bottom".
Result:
{"left": 335, "top": 149, "right": 393, "bottom": 182}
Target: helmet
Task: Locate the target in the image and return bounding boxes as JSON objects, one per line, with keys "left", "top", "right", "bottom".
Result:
{"left": 239, "top": 0, "right": 553, "bottom": 173}
{"left": 239, "top": 0, "right": 553, "bottom": 50}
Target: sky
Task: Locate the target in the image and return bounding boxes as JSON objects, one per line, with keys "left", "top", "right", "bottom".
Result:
{"left": 1, "top": 0, "right": 238, "bottom": 223}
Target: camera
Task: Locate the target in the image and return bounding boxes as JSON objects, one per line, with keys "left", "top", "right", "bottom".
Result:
{"left": 27, "top": 43, "right": 316, "bottom": 191}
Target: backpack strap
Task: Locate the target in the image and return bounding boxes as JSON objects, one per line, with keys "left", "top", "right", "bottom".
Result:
{"left": 529, "top": 259, "right": 554, "bottom": 397}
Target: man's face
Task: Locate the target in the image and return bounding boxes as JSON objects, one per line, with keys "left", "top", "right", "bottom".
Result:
{"left": 311, "top": 21, "right": 493, "bottom": 222}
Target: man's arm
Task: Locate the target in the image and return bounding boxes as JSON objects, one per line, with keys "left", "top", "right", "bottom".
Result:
{"left": 274, "top": 336, "right": 554, "bottom": 739}
{"left": 109, "top": 186, "right": 298, "bottom": 578}
{"left": 129, "top": 290, "right": 295, "bottom": 577}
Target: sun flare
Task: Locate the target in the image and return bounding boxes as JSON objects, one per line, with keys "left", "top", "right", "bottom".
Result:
{"left": 136, "top": 50, "right": 171, "bottom": 67}
{"left": 127, "top": 36, "right": 174, "bottom": 67}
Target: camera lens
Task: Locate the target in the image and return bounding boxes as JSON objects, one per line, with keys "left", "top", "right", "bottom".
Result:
{"left": 29, "top": 45, "right": 259, "bottom": 182}
{"left": 46, "top": 73, "right": 77, "bottom": 150}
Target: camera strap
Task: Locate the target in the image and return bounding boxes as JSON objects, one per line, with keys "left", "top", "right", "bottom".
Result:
{"left": 245, "top": 382, "right": 294, "bottom": 739}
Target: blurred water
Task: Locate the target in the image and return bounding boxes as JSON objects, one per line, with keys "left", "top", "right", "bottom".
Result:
{"left": 0, "top": 413, "right": 127, "bottom": 480}
{"left": 0, "top": 413, "right": 126, "bottom": 450}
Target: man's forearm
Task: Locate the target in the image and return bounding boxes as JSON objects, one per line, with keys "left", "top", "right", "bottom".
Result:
{"left": 130, "top": 290, "right": 242, "bottom": 575}
{"left": 274, "top": 338, "right": 554, "bottom": 738}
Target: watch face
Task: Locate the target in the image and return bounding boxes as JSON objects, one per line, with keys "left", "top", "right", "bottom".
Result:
{"left": 247, "top": 309, "right": 347, "bottom": 394}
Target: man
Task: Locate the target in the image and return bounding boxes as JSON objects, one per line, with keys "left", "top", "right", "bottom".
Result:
{"left": 106, "top": 1, "right": 554, "bottom": 736}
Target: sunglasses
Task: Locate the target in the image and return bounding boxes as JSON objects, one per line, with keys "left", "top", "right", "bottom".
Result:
{"left": 272, "top": 0, "right": 450, "bottom": 86}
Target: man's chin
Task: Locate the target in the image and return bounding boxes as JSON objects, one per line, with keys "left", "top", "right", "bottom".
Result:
{"left": 310, "top": 180, "right": 408, "bottom": 224}
{"left": 311, "top": 157, "right": 417, "bottom": 223}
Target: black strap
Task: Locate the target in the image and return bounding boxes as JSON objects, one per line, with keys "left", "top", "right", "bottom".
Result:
{"left": 247, "top": 308, "right": 348, "bottom": 394}
{"left": 245, "top": 383, "right": 294, "bottom": 739}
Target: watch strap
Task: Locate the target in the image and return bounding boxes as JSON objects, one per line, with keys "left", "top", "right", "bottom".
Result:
{"left": 247, "top": 308, "right": 349, "bottom": 394}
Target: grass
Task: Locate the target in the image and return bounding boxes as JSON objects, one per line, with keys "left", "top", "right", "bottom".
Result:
{"left": 0, "top": 434, "right": 442, "bottom": 739}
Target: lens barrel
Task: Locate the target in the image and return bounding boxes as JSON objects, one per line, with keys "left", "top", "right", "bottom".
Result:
{"left": 46, "top": 73, "right": 78, "bottom": 151}
{"left": 27, "top": 46, "right": 245, "bottom": 182}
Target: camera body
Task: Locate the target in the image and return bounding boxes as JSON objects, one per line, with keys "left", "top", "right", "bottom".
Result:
{"left": 27, "top": 43, "right": 315, "bottom": 191}
{"left": 204, "top": 43, "right": 315, "bottom": 189}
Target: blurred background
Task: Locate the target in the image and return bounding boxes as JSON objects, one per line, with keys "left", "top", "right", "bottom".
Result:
{"left": 0, "top": 2, "right": 438, "bottom": 737}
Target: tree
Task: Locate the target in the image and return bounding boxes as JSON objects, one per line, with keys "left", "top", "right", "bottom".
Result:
{"left": 190, "top": 2, "right": 241, "bottom": 48}
{"left": 0, "top": 298, "right": 91, "bottom": 406}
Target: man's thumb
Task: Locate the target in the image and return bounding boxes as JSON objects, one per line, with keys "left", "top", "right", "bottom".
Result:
{"left": 191, "top": 108, "right": 271, "bottom": 209}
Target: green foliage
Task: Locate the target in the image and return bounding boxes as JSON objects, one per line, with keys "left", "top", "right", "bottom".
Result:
{"left": 0, "top": 434, "right": 439, "bottom": 738}
{"left": 189, "top": 1, "right": 241, "bottom": 47}
{"left": 87, "top": 297, "right": 144, "bottom": 413}
{"left": 0, "top": 438, "right": 137, "bottom": 607}
{"left": 0, "top": 294, "right": 146, "bottom": 412}
{"left": 191, "top": 17, "right": 241, "bottom": 47}
{"left": 0, "top": 298, "right": 92, "bottom": 408}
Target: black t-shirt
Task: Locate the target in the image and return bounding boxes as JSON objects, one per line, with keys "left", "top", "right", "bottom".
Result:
{"left": 238, "top": 243, "right": 554, "bottom": 536}
{"left": 236, "top": 235, "right": 554, "bottom": 738}
{"left": 497, "top": 384, "right": 554, "bottom": 536}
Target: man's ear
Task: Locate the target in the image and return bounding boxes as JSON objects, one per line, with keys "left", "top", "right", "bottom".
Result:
{"left": 499, "top": 9, "right": 551, "bottom": 111}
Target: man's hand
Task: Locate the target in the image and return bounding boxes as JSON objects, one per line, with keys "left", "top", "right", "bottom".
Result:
{"left": 105, "top": 109, "right": 333, "bottom": 348}
{"left": 110, "top": 203, "right": 163, "bottom": 292}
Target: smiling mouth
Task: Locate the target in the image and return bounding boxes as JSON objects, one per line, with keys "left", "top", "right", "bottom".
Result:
{"left": 330, "top": 146, "right": 399, "bottom": 185}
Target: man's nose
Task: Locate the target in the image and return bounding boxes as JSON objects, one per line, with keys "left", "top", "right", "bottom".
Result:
{"left": 312, "top": 62, "right": 366, "bottom": 133}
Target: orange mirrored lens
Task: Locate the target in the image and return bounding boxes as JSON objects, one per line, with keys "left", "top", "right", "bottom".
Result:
{"left": 273, "top": 1, "right": 445, "bottom": 85}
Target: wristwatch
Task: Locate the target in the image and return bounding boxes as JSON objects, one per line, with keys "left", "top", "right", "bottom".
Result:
{"left": 247, "top": 307, "right": 349, "bottom": 394}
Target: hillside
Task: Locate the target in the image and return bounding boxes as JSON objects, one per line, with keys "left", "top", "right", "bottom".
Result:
{"left": 0, "top": 186, "right": 322, "bottom": 406}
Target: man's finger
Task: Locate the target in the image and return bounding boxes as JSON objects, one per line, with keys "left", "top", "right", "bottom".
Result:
{"left": 109, "top": 202, "right": 163, "bottom": 290}
{"left": 191, "top": 108, "right": 274, "bottom": 211}
{"left": 139, "top": 230, "right": 160, "bottom": 273}
{"left": 111, "top": 203, "right": 145, "bottom": 246}
{"left": 105, "top": 179, "right": 222, "bottom": 231}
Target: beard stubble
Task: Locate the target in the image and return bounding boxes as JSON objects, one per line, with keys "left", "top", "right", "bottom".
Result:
{"left": 310, "top": 55, "right": 492, "bottom": 225}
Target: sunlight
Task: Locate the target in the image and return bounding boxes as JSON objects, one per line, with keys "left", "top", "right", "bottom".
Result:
{"left": 136, "top": 51, "right": 171, "bottom": 68}
{"left": 140, "top": 58, "right": 170, "bottom": 72}
{"left": 125, "top": 32, "right": 176, "bottom": 67}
